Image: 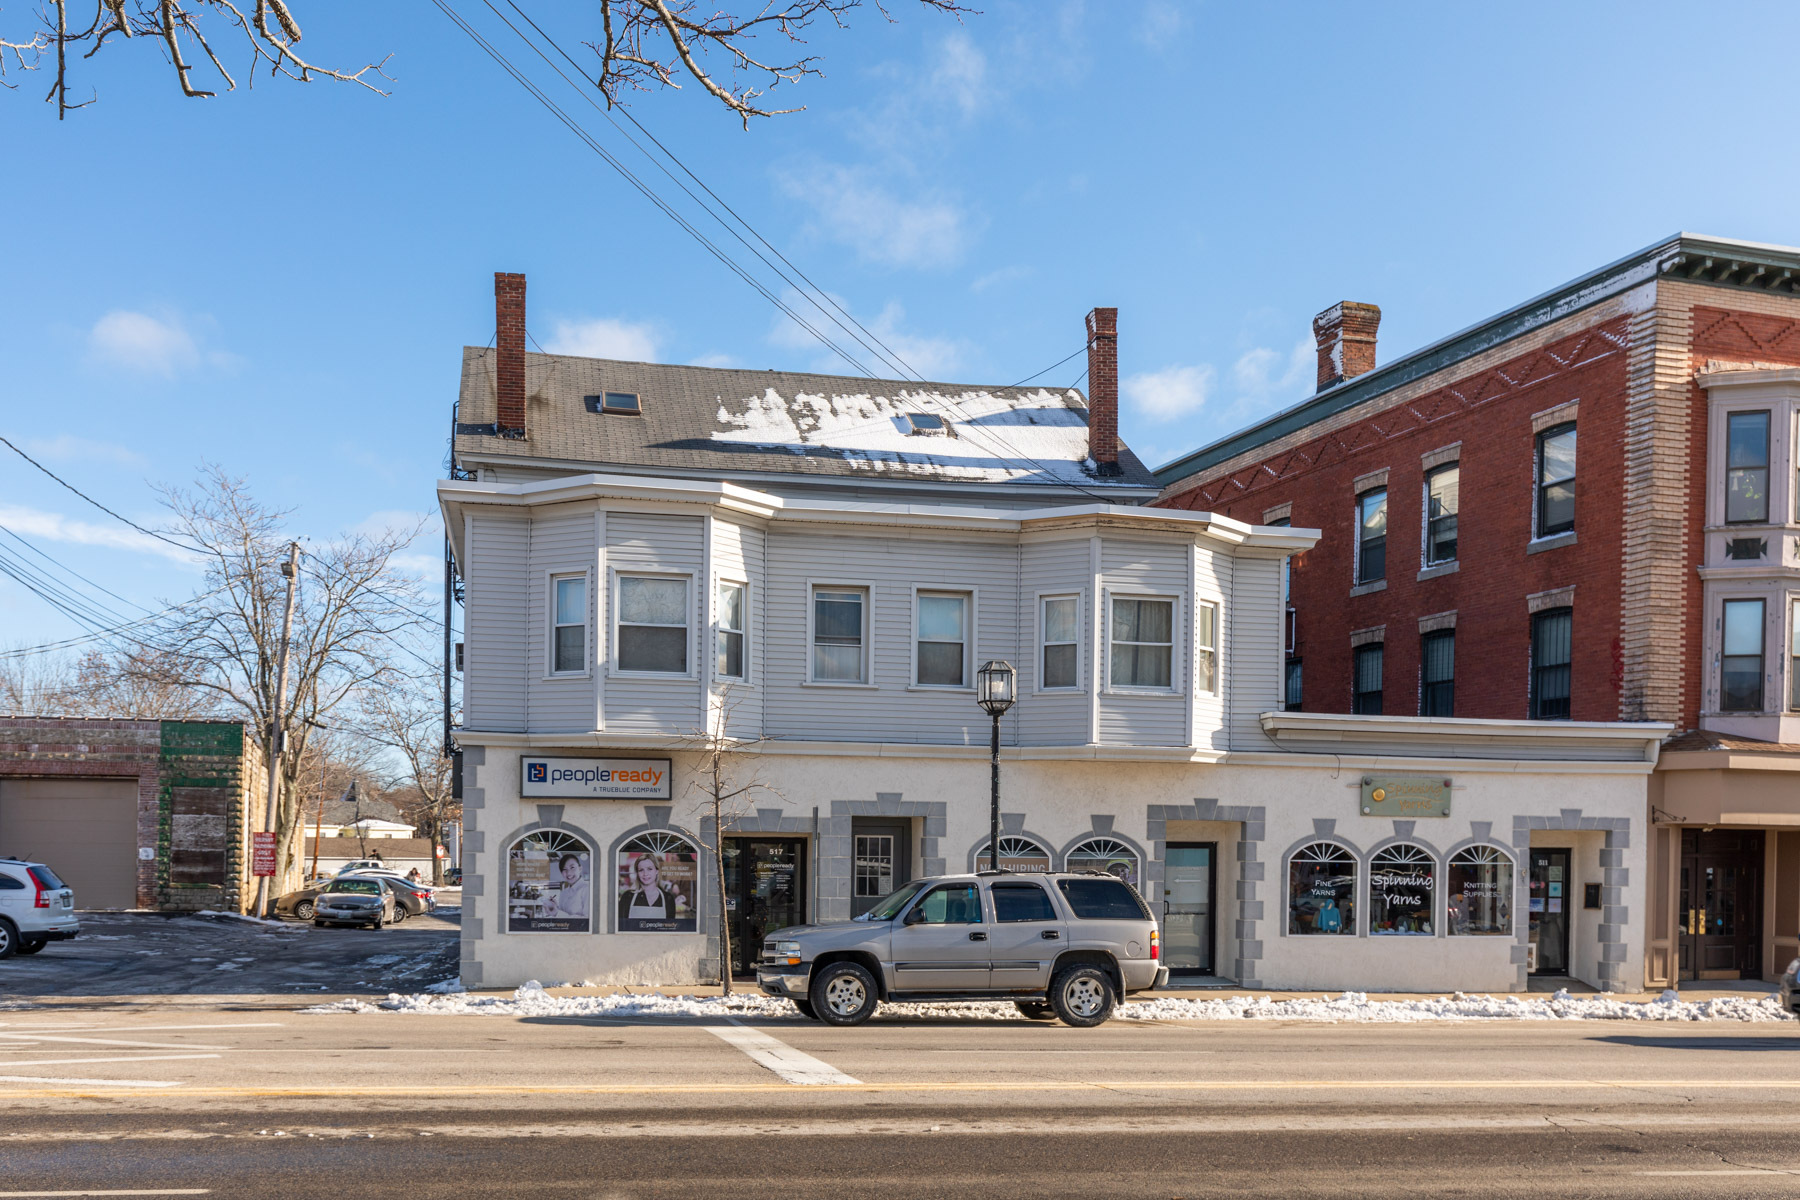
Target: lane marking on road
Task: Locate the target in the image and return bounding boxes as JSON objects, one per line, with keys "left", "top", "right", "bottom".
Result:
{"left": 0, "top": 1192, "right": 211, "bottom": 1197}
{"left": 0, "top": 1037, "right": 228, "bottom": 1051}
{"left": 0, "top": 1056, "right": 220, "bottom": 1068}
{"left": 704, "top": 1022, "right": 860, "bottom": 1086}
{"left": 0, "top": 1076, "right": 185, "bottom": 1089}
{"left": 0, "top": 1024, "right": 283, "bottom": 1035}
{"left": 1636, "top": 1170, "right": 1800, "bottom": 1177}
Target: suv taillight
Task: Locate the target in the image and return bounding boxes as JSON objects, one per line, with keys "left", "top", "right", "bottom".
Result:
{"left": 32, "top": 879, "right": 50, "bottom": 908}
{"left": 1149, "top": 929, "right": 1159, "bottom": 960}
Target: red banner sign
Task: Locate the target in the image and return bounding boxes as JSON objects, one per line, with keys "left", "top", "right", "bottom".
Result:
{"left": 252, "top": 832, "right": 278, "bottom": 877}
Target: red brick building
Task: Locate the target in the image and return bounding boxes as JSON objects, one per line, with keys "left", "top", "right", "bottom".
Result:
{"left": 1156, "top": 234, "right": 1800, "bottom": 989}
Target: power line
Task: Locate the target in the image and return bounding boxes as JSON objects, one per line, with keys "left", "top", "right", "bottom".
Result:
{"left": 1010, "top": 342, "right": 1091, "bottom": 388}
{"left": 0, "top": 587, "right": 229, "bottom": 660}
{"left": 0, "top": 435, "right": 204, "bottom": 555}
{"left": 0, "top": 523, "right": 154, "bottom": 617}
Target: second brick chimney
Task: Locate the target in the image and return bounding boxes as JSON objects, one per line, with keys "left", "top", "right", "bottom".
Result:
{"left": 1085, "top": 307, "right": 1120, "bottom": 473}
{"left": 1312, "top": 301, "right": 1381, "bottom": 391}
{"left": 495, "top": 271, "right": 527, "bottom": 438}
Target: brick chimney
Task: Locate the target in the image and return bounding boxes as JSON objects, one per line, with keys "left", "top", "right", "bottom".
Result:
{"left": 495, "top": 271, "right": 527, "bottom": 438}
{"left": 1312, "top": 301, "right": 1381, "bottom": 391}
{"left": 1085, "top": 307, "right": 1120, "bottom": 474}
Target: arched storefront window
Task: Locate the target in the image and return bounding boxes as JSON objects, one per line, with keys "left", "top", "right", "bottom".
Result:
{"left": 1066, "top": 837, "right": 1141, "bottom": 888}
{"left": 1447, "top": 845, "right": 1515, "bottom": 936}
{"left": 1288, "top": 842, "right": 1355, "bottom": 935}
{"left": 617, "top": 830, "right": 699, "bottom": 933}
{"left": 1369, "top": 843, "right": 1435, "bottom": 935}
{"left": 976, "top": 836, "right": 1052, "bottom": 873}
{"left": 507, "top": 830, "right": 594, "bottom": 934}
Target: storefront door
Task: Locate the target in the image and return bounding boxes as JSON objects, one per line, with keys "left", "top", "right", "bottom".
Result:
{"left": 1680, "top": 829, "right": 1764, "bottom": 981}
{"left": 1161, "top": 843, "right": 1215, "bottom": 976}
{"left": 723, "top": 837, "right": 807, "bottom": 977}
{"left": 1528, "top": 849, "right": 1571, "bottom": 975}
{"left": 851, "top": 819, "right": 910, "bottom": 918}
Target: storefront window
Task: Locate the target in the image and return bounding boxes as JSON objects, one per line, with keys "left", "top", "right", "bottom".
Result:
{"left": 1447, "top": 845, "right": 1515, "bottom": 936}
{"left": 617, "top": 831, "right": 699, "bottom": 933}
{"left": 1368, "top": 843, "right": 1435, "bottom": 935}
{"left": 1288, "top": 842, "right": 1355, "bottom": 935}
{"left": 978, "top": 836, "right": 1051, "bottom": 873}
{"left": 507, "top": 830, "right": 593, "bottom": 933}
{"left": 1065, "top": 837, "right": 1140, "bottom": 888}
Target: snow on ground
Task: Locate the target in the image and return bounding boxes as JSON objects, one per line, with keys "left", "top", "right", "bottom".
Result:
{"left": 304, "top": 983, "right": 1796, "bottom": 1023}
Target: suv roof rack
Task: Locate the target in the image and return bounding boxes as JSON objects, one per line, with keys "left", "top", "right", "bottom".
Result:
{"left": 973, "top": 868, "right": 1013, "bottom": 876}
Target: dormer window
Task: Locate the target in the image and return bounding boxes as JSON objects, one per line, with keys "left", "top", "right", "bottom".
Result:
{"left": 584, "top": 392, "right": 642, "bottom": 416}
{"left": 903, "top": 412, "right": 950, "bottom": 436}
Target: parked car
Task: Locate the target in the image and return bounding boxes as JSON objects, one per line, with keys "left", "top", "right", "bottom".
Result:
{"left": 0, "top": 857, "right": 79, "bottom": 959}
{"left": 311, "top": 877, "right": 396, "bottom": 929}
{"left": 756, "top": 871, "right": 1165, "bottom": 1027}
{"left": 334, "top": 859, "right": 395, "bottom": 876}
{"left": 1782, "top": 958, "right": 1800, "bottom": 1017}
{"left": 278, "top": 875, "right": 433, "bottom": 923}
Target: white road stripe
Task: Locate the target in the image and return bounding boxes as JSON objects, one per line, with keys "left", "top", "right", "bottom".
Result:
{"left": 0, "top": 1192, "right": 210, "bottom": 1197}
{"left": 0, "top": 1055, "right": 219, "bottom": 1068}
{"left": 1636, "top": 1170, "right": 1800, "bottom": 1177}
{"left": 0, "top": 1023, "right": 281, "bottom": 1034}
{"left": 0, "top": 1076, "right": 183, "bottom": 1089}
{"left": 706, "top": 1021, "right": 859, "bottom": 1086}
{"left": 0, "top": 1037, "right": 227, "bottom": 1051}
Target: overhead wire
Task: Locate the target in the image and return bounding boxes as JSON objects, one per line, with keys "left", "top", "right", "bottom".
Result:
{"left": 0, "top": 523, "right": 154, "bottom": 617}
{"left": 0, "top": 434, "right": 205, "bottom": 555}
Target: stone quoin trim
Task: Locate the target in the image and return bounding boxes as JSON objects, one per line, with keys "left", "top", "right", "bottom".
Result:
{"left": 1512, "top": 810, "right": 1632, "bottom": 991}
{"left": 1148, "top": 800, "right": 1266, "bottom": 987}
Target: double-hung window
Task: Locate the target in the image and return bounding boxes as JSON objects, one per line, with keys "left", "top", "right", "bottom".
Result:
{"left": 1284, "top": 659, "right": 1303, "bottom": 711}
{"left": 1425, "top": 465, "right": 1459, "bottom": 565}
{"left": 1536, "top": 424, "right": 1577, "bottom": 537}
{"left": 1352, "top": 643, "right": 1383, "bottom": 715}
{"left": 1040, "top": 595, "right": 1080, "bottom": 689}
{"left": 1196, "top": 602, "right": 1218, "bottom": 693}
{"left": 1110, "top": 596, "right": 1174, "bottom": 689}
{"left": 716, "top": 581, "right": 746, "bottom": 680}
{"left": 1420, "top": 629, "right": 1454, "bottom": 717}
{"left": 617, "top": 576, "right": 688, "bottom": 673}
{"left": 1721, "top": 598, "right": 1766, "bottom": 712}
{"left": 1530, "top": 608, "right": 1572, "bottom": 719}
{"left": 550, "top": 574, "right": 587, "bottom": 674}
{"left": 916, "top": 591, "right": 971, "bottom": 687}
{"left": 1792, "top": 602, "right": 1800, "bottom": 712}
{"left": 1356, "top": 489, "right": 1387, "bottom": 584}
{"left": 1726, "top": 411, "right": 1771, "bottom": 524}
{"left": 812, "top": 586, "right": 867, "bottom": 683}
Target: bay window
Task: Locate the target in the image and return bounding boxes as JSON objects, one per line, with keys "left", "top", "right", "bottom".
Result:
{"left": 1721, "top": 598, "right": 1765, "bottom": 712}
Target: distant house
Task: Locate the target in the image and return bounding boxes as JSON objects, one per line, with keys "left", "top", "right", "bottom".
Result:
{"left": 302, "top": 792, "right": 431, "bottom": 877}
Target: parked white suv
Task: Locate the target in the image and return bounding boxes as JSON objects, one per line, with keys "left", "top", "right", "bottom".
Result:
{"left": 0, "top": 857, "right": 79, "bottom": 958}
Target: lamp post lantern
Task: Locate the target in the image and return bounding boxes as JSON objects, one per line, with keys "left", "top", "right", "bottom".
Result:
{"left": 976, "top": 660, "right": 1017, "bottom": 872}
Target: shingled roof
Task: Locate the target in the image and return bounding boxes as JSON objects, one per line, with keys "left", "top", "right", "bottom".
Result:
{"left": 451, "top": 348, "right": 1159, "bottom": 495}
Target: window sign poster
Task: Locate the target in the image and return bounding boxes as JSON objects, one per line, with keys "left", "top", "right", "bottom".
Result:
{"left": 508, "top": 833, "right": 593, "bottom": 933}
{"left": 617, "top": 837, "right": 698, "bottom": 933}
{"left": 1529, "top": 897, "right": 1545, "bottom": 913}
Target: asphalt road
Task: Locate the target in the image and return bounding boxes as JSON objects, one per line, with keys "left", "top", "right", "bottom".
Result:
{"left": 6, "top": 1002, "right": 1800, "bottom": 1197}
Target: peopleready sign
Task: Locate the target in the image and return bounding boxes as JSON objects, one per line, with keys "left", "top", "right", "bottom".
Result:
{"left": 520, "top": 756, "right": 672, "bottom": 800}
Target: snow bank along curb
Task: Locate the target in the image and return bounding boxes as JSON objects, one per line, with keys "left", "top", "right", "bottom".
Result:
{"left": 305, "top": 983, "right": 1798, "bottom": 1023}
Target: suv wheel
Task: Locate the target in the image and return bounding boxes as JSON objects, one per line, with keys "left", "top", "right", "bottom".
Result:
{"left": 1014, "top": 1001, "right": 1055, "bottom": 1020}
{"left": 810, "top": 961, "right": 878, "bottom": 1026}
{"left": 1049, "top": 964, "right": 1116, "bottom": 1027}
{"left": 791, "top": 998, "right": 818, "bottom": 1020}
{"left": 0, "top": 918, "right": 16, "bottom": 960}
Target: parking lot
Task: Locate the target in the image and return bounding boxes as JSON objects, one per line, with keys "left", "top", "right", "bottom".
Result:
{"left": 0, "top": 903, "right": 461, "bottom": 999}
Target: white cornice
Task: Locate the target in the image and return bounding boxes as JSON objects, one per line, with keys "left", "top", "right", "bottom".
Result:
{"left": 1259, "top": 711, "right": 1671, "bottom": 764}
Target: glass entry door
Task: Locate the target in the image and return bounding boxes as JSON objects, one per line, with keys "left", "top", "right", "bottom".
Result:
{"left": 1528, "top": 849, "right": 1571, "bottom": 975}
{"left": 723, "top": 838, "right": 806, "bottom": 977}
{"left": 1680, "top": 829, "right": 1764, "bottom": 980}
{"left": 1161, "top": 843, "right": 1215, "bottom": 975}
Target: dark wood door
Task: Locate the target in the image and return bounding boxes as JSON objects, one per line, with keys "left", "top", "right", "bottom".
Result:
{"left": 723, "top": 838, "right": 806, "bottom": 977}
{"left": 850, "top": 819, "right": 911, "bottom": 918}
{"left": 1680, "top": 829, "right": 1764, "bottom": 981}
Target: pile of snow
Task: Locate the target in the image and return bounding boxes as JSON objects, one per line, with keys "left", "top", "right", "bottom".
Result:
{"left": 304, "top": 983, "right": 1795, "bottom": 1023}
{"left": 189, "top": 911, "right": 298, "bottom": 931}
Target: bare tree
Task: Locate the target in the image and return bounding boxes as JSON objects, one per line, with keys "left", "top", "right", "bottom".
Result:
{"left": 5, "top": 1, "right": 968, "bottom": 124}
{"left": 0, "top": 646, "right": 212, "bottom": 718}
{"left": 125, "top": 468, "right": 425, "bottom": 902}
{"left": 0, "top": 650, "right": 77, "bottom": 715}
{"left": 682, "top": 686, "right": 781, "bottom": 995}
{"left": 356, "top": 675, "right": 458, "bottom": 885}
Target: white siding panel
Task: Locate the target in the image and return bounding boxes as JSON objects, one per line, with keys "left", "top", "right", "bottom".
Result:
{"left": 1018, "top": 537, "right": 1093, "bottom": 746}
{"left": 464, "top": 513, "right": 529, "bottom": 733}
{"left": 1194, "top": 548, "right": 1232, "bottom": 751}
{"left": 527, "top": 506, "right": 598, "bottom": 735}
{"left": 605, "top": 511, "right": 704, "bottom": 735}
{"left": 712, "top": 520, "right": 765, "bottom": 740}
{"left": 1227, "top": 555, "right": 1284, "bottom": 749}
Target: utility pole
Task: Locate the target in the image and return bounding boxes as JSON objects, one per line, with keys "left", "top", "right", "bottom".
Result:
{"left": 254, "top": 542, "right": 301, "bottom": 918}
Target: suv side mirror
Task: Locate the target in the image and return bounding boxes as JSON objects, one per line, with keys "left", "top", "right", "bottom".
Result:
{"left": 902, "top": 907, "right": 927, "bottom": 926}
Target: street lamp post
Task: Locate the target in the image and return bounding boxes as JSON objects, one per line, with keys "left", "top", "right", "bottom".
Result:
{"left": 976, "top": 660, "right": 1017, "bottom": 872}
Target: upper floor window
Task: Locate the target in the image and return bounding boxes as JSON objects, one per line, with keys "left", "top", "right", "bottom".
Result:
{"left": 1420, "top": 629, "right": 1454, "bottom": 717}
{"left": 716, "top": 581, "right": 746, "bottom": 680}
{"left": 1356, "top": 489, "right": 1387, "bottom": 584}
{"left": 1040, "top": 595, "right": 1080, "bottom": 690}
{"left": 1353, "top": 643, "right": 1383, "bottom": 715}
{"left": 1196, "top": 601, "right": 1218, "bottom": 693}
{"left": 1792, "top": 602, "right": 1800, "bottom": 713}
{"left": 916, "top": 591, "right": 971, "bottom": 687}
{"left": 550, "top": 574, "right": 587, "bottom": 675}
{"left": 1284, "top": 658, "right": 1303, "bottom": 711}
{"left": 812, "top": 586, "right": 867, "bottom": 683}
{"left": 1535, "top": 424, "right": 1577, "bottom": 538}
{"left": 1726, "top": 411, "right": 1771, "bottom": 524}
{"left": 1530, "top": 607, "right": 1572, "bottom": 719}
{"left": 617, "top": 576, "right": 687, "bottom": 673}
{"left": 1110, "top": 596, "right": 1174, "bottom": 690}
{"left": 1425, "top": 465, "right": 1459, "bottom": 565}
{"left": 1721, "top": 598, "right": 1766, "bottom": 712}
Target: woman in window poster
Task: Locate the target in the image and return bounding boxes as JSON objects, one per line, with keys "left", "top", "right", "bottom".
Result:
{"left": 507, "top": 844, "right": 592, "bottom": 933}
{"left": 618, "top": 850, "right": 697, "bottom": 932}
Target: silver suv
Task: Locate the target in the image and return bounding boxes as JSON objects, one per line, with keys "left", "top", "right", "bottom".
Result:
{"left": 756, "top": 871, "right": 1167, "bottom": 1027}
{"left": 0, "top": 857, "right": 79, "bottom": 958}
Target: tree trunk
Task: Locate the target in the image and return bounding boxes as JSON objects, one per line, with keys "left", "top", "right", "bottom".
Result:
{"left": 715, "top": 806, "right": 732, "bottom": 997}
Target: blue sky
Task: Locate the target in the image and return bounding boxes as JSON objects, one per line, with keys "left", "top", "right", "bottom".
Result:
{"left": 6, "top": 0, "right": 1800, "bottom": 649}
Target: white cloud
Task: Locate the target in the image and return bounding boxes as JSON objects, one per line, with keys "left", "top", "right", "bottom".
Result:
{"left": 971, "top": 265, "right": 1031, "bottom": 294}
{"left": 768, "top": 292, "right": 965, "bottom": 379}
{"left": 87, "top": 311, "right": 202, "bottom": 376}
{"left": 780, "top": 163, "right": 971, "bottom": 270}
{"left": 1232, "top": 337, "right": 1315, "bottom": 402}
{"left": 0, "top": 504, "right": 195, "bottom": 564}
{"left": 1123, "top": 364, "right": 1216, "bottom": 422}
{"left": 932, "top": 32, "right": 989, "bottom": 117}
{"left": 544, "top": 317, "right": 660, "bottom": 362}
{"left": 22, "top": 436, "right": 144, "bottom": 467}
{"left": 1135, "top": 0, "right": 1186, "bottom": 47}
{"left": 688, "top": 353, "right": 737, "bottom": 369}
